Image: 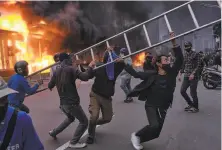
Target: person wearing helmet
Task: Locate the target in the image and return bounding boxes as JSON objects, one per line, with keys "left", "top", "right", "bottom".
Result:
{"left": 119, "top": 48, "right": 133, "bottom": 103}
{"left": 50, "top": 53, "right": 61, "bottom": 78}
{"left": 0, "top": 76, "right": 44, "bottom": 150}
{"left": 7, "top": 60, "right": 43, "bottom": 114}
{"left": 179, "top": 41, "right": 202, "bottom": 113}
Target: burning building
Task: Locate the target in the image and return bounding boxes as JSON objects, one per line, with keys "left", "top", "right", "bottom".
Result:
{"left": 0, "top": 3, "right": 66, "bottom": 76}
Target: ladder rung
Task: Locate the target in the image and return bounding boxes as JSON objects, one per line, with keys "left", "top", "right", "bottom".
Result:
{"left": 188, "top": 4, "right": 200, "bottom": 28}
{"left": 143, "top": 25, "right": 152, "bottom": 47}
{"left": 164, "top": 15, "right": 173, "bottom": 32}
{"left": 123, "top": 33, "right": 132, "bottom": 54}
{"left": 90, "top": 48, "right": 95, "bottom": 61}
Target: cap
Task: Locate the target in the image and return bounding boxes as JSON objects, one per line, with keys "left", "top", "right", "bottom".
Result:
{"left": 0, "top": 76, "right": 18, "bottom": 99}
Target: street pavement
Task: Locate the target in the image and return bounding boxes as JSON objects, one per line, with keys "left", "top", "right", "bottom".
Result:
{"left": 24, "top": 78, "right": 221, "bottom": 150}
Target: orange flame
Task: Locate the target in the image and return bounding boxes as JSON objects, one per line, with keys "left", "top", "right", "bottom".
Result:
{"left": 133, "top": 52, "right": 145, "bottom": 67}
{"left": 0, "top": 12, "right": 54, "bottom": 74}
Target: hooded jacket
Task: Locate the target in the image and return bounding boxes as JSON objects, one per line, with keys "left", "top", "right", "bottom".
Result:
{"left": 48, "top": 59, "right": 93, "bottom": 105}
{"left": 126, "top": 46, "right": 183, "bottom": 108}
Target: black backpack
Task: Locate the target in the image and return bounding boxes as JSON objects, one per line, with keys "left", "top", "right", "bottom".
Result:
{"left": 0, "top": 109, "right": 18, "bottom": 150}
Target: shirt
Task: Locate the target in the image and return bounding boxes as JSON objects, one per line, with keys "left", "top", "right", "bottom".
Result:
{"left": 0, "top": 107, "right": 44, "bottom": 150}
{"left": 145, "top": 74, "right": 174, "bottom": 108}
{"left": 7, "top": 74, "right": 39, "bottom": 107}
{"left": 181, "top": 50, "right": 201, "bottom": 78}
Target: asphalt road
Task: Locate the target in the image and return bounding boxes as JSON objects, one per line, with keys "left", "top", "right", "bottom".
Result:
{"left": 24, "top": 78, "right": 221, "bottom": 150}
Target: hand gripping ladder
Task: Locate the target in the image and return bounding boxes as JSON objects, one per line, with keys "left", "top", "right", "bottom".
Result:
{"left": 25, "top": 0, "right": 221, "bottom": 94}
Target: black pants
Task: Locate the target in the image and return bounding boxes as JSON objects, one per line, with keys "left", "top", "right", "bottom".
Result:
{"left": 136, "top": 106, "right": 167, "bottom": 143}
{"left": 52, "top": 104, "right": 88, "bottom": 144}
{"left": 180, "top": 77, "right": 199, "bottom": 109}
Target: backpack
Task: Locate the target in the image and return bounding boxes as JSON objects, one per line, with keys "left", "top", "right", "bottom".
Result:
{"left": 0, "top": 109, "right": 18, "bottom": 150}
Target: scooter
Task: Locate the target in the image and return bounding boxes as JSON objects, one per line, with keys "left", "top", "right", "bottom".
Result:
{"left": 202, "top": 65, "right": 221, "bottom": 89}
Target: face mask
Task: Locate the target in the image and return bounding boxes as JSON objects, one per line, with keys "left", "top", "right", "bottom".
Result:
{"left": 162, "top": 64, "right": 171, "bottom": 72}
{"left": 120, "top": 53, "right": 124, "bottom": 57}
{"left": 185, "top": 47, "right": 191, "bottom": 52}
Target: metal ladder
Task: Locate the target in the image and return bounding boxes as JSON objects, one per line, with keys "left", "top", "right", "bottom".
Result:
{"left": 26, "top": 0, "right": 221, "bottom": 92}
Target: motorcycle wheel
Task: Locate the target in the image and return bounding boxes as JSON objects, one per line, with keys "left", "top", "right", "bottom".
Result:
{"left": 203, "top": 79, "right": 218, "bottom": 89}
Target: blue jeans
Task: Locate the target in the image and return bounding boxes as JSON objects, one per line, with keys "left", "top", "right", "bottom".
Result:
{"left": 120, "top": 77, "right": 132, "bottom": 98}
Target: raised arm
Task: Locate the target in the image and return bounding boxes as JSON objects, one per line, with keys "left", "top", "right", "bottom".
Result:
{"left": 125, "top": 64, "right": 156, "bottom": 80}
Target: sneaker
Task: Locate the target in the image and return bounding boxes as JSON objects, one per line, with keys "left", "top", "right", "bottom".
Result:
{"left": 184, "top": 105, "right": 192, "bottom": 111}
{"left": 69, "top": 142, "right": 87, "bottom": 148}
{"left": 86, "top": 137, "right": 94, "bottom": 144}
{"left": 131, "top": 132, "right": 143, "bottom": 150}
{"left": 124, "top": 97, "right": 133, "bottom": 103}
{"left": 49, "top": 130, "right": 57, "bottom": 139}
{"left": 187, "top": 107, "right": 199, "bottom": 113}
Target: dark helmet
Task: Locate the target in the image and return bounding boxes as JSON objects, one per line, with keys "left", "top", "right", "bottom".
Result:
{"left": 53, "top": 53, "right": 60, "bottom": 62}
{"left": 184, "top": 41, "right": 192, "bottom": 48}
{"left": 14, "top": 60, "right": 29, "bottom": 76}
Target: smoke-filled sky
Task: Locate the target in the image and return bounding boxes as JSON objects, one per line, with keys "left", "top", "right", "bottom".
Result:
{"left": 24, "top": 1, "right": 221, "bottom": 53}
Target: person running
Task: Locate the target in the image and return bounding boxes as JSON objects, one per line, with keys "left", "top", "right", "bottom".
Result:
{"left": 7, "top": 61, "right": 43, "bottom": 114}
{"left": 125, "top": 32, "right": 183, "bottom": 150}
{"left": 119, "top": 48, "right": 133, "bottom": 103}
{"left": 179, "top": 41, "right": 202, "bottom": 113}
{"left": 0, "top": 76, "right": 44, "bottom": 150}
{"left": 86, "top": 46, "right": 125, "bottom": 144}
{"left": 48, "top": 53, "right": 95, "bottom": 149}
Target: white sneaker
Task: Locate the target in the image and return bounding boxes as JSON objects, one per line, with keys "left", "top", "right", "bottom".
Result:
{"left": 131, "top": 132, "right": 143, "bottom": 150}
{"left": 68, "top": 142, "right": 87, "bottom": 149}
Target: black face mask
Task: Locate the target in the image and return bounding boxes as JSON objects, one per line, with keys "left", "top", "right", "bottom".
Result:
{"left": 162, "top": 64, "right": 171, "bottom": 72}
{"left": 185, "top": 47, "right": 192, "bottom": 52}
{"left": 0, "top": 103, "right": 8, "bottom": 123}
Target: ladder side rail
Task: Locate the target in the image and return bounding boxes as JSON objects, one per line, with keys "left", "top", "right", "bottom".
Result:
{"left": 74, "top": 0, "right": 195, "bottom": 56}
{"left": 26, "top": 62, "right": 60, "bottom": 78}
{"left": 94, "top": 19, "right": 221, "bottom": 70}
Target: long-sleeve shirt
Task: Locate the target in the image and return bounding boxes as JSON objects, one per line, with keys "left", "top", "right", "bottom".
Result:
{"left": 180, "top": 50, "right": 201, "bottom": 78}
{"left": 48, "top": 60, "right": 93, "bottom": 105}
{"left": 0, "top": 106, "right": 44, "bottom": 150}
{"left": 7, "top": 74, "right": 39, "bottom": 107}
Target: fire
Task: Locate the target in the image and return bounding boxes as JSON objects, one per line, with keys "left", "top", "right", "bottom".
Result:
{"left": 133, "top": 52, "right": 145, "bottom": 67}
{"left": 0, "top": 12, "right": 54, "bottom": 74}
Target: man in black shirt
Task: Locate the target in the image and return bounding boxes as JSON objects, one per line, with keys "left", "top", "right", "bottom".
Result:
{"left": 86, "top": 46, "right": 125, "bottom": 144}
{"left": 125, "top": 32, "right": 183, "bottom": 150}
{"left": 48, "top": 53, "right": 95, "bottom": 149}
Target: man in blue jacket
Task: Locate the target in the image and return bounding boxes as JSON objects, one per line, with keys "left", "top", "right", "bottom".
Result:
{"left": 7, "top": 60, "right": 43, "bottom": 113}
{"left": 0, "top": 76, "right": 44, "bottom": 150}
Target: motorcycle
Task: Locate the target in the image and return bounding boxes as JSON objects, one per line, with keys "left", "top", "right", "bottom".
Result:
{"left": 202, "top": 65, "right": 221, "bottom": 89}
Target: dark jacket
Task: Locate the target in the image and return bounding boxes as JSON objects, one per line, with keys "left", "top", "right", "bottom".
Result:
{"left": 48, "top": 59, "right": 93, "bottom": 105}
{"left": 89, "top": 61, "right": 125, "bottom": 99}
{"left": 126, "top": 46, "right": 183, "bottom": 107}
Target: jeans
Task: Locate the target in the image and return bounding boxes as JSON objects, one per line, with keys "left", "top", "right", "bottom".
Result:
{"left": 136, "top": 106, "right": 167, "bottom": 143}
{"left": 180, "top": 77, "right": 199, "bottom": 109}
{"left": 88, "top": 91, "right": 113, "bottom": 139}
{"left": 10, "top": 103, "right": 30, "bottom": 114}
{"left": 120, "top": 77, "right": 132, "bottom": 98}
{"left": 52, "top": 104, "right": 88, "bottom": 144}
